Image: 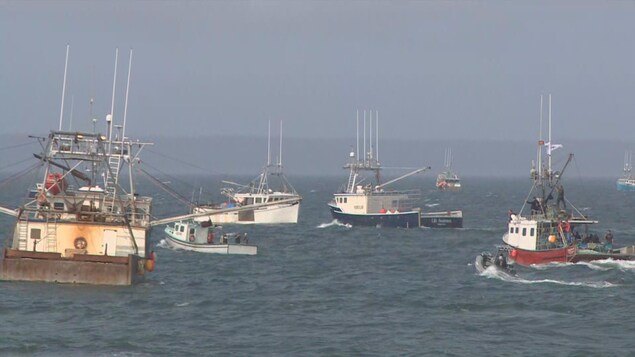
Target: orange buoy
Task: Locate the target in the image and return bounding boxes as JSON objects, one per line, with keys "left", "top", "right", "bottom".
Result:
{"left": 145, "top": 259, "right": 155, "bottom": 272}
{"left": 379, "top": 208, "right": 387, "bottom": 214}
{"left": 548, "top": 235, "right": 557, "bottom": 243}
{"left": 510, "top": 249, "right": 518, "bottom": 258}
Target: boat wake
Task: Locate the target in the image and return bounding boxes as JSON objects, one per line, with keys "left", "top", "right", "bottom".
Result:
{"left": 479, "top": 266, "right": 617, "bottom": 288}
{"left": 156, "top": 239, "right": 170, "bottom": 249}
{"left": 528, "top": 259, "right": 635, "bottom": 272}
{"left": 425, "top": 203, "right": 440, "bottom": 208}
{"left": 316, "top": 219, "right": 352, "bottom": 229}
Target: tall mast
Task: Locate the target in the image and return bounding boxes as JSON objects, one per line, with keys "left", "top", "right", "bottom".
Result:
{"left": 58, "top": 44, "right": 70, "bottom": 131}
{"left": 363, "top": 110, "right": 366, "bottom": 166}
{"left": 356, "top": 109, "right": 359, "bottom": 163}
{"left": 68, "top": 95, "right": 74, "bottom": 131}
{"left": 108, "top": 48, "right": 119, "bottom": 152}
{"left": 267, "top": 120, "right": 271, "bottom": 166}
{"left": 279, "top": 120, "right": 283, "bottom": 166}
{"left": 538, "top": 95, "right": 543, "bottom": 184}
{"left": 548, "top": 94, "right": 552, "bottom": 179}
{"left": 375, "top": 110, "right": 379, "bottom": 162}
{"left": 122, "top": 49, "right": 133, "bottom": 143}
{"left": 369, "top": 110, "right": 373, "bottom": 160}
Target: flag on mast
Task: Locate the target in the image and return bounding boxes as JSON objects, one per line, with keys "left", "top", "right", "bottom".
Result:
{"left": 544, "top": 142, "right": 563, "bottom": 155}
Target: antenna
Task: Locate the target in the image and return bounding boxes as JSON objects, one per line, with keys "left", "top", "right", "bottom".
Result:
{"left": 363, "top": 110, "right": 366, "bottom": 165}
{"left": 279, "top": 120, "right": 283, "bottom": 166}
{"left": 538, "top": 94, "right": 543, "bottom": 183}
{"left": 356, "top": 109, "right": 359, "bottom": 162}
{"left": 548, "top": 94, "right": 552, "bottom": 176}
{"left": 58, "top": 44, "right": 70, "bottom": 131}
{"left": 267, "top": 120, "right": 271, "bottom": 166}
{"left": 369, "top": 110, "right": 373, "bottom": 160}
{"left": 122, "top": 48, "right": 133, "bottom": 143}
{"left": 108, "top": 48, "right": 119, "bottom": 148}
{"left": 375, "top": 110, "right": 379, "bottom": 162}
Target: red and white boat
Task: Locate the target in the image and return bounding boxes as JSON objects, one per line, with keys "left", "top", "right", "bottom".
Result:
{"left": 503, "top": 95, "right": 635, "bottom": 266}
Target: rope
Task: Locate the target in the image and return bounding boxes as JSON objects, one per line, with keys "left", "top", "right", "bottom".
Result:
{"left": 137, "top": 166, "right": 195, "bottom": 209}
{"left": 0, "top": 141, "right": 38, "bottom": 151}
{"left": 144, "top": 148, "right": 219, "bottom": 175}
{"left": 0, "top": 162, "right": 42, "bottom": 189}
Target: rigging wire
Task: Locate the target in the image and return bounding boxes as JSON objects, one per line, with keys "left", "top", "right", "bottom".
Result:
{"left": 0, "top": 141, "right": 38, "bottom": 151}
{"left": 144, "top": 147, "right": 219, "bottom": 175}
{"left": 136, "top": 166, "right": 195, "bottom": 209}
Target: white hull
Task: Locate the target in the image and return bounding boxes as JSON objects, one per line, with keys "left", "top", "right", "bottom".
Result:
{"left": 165, "top": 236, "right": 257, "bottom": 255}
{"left": 195, "top": 201, "right": 300, "bottom": 224}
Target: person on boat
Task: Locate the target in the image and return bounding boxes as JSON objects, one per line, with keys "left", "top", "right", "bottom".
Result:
{"left": 508, "top": 209, "right": 515, "bottom": 222}
{"left": 527, "top": 197, "right": 542, "bottom": 215}
{"left": 235, "top": 234, "right": 241, "bottom": 244}
{"left": 556, "top": 184, "right": 566, "bottom": 210}
{"left": 605, "top": 230, "right": 614, "bottom": 250}
{"left": 220, "top": 233, "right": 228, "bottom": 245}
{"left": 494, "top": 252, "right": 508, "bottom": 269}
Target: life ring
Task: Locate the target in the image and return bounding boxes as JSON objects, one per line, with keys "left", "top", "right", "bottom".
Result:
{"left": 189, "top": 234, "right": 195, "bottom": 242}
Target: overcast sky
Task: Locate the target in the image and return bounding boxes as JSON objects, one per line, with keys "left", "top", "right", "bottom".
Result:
{"left": 1, "top": 1, "right": 635, "bottom": 178}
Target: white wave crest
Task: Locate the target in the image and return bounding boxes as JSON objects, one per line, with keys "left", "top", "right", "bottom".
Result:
{"left": 316, "top": 219, "right": 351, "bottom": 229}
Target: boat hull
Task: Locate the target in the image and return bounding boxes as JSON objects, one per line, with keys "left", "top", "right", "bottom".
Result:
{"left": 616, "top": 180, "right": 635, "bottom": 191}
{"left": 506, "top": 244, "right": 635, "bottom": 266}
{"left": 420, "top": 211, "right": 463, "bottom": 228}
{"left": 329, "top": 206, "right": 420, "bottom": 228}
{"left": 0, "top": 248, "right": 145, "bottom": 285}
{"left": 195, "top": 201, "right": 300, "bottom": 224}
{"left": 165, "top": 235, "right": 257, "bottom": 255}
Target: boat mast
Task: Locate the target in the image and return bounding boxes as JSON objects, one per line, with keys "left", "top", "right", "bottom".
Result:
{"left": 123, "top": 49, "right": 135, "bottom": 199}
{"left": 108, "top": 48, "right": 119, "bottom": 155}
{"left": 548, "top": 94, "right": 552, "bottom": 183}
{"left": 375, "top": 110, "right": 379, "bottom": 163}
{"left": 58, "top": 44, "right": 70, "bottom": 131}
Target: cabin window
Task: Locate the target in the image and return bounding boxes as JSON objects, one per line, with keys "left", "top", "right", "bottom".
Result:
{"left": 530, "top": 228, "right": 535, "bottom": 236}
{"left": 189, "top": 228, "right": 195, "bottom": 235}
{"left": 179, "top": 225, "right": 185, "bottom": 233}
{"left": 256, "top": 198, "right": 262, "bottom": 204}
{"left": 522, "top": 228, "right": 527, "bottom": 236}
{"left": 515, "top": 227, "right": 519, "bottom": 234}
{"left": 53, "top": 202, "right": 65, "bottom": 210}
{"left": 30, "top": 228, "right": 41, "bottom": 239}
{"left": 509, "top": 227, "right": 513, "bottom": 234}
{"left": 344, "top": 198, "right": 348, "bottom": 203}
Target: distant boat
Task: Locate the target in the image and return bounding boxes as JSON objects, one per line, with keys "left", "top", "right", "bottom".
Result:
{"left": 164, "top": 220, "right": 257, "bottom": 255}
{"left": 503, "top": 95, "right": 635, "bottom": 265}
{"left": 616, "top": 151, "right": 635, "bottom": 191}
{"left": 436, "top": 148, "right": 461, "bottom": 190}
{"left": 194, "top": 121, "right": 301, "bottom": 224}
{"left": 327, "top": 110, "right": 463, "bottom": 228}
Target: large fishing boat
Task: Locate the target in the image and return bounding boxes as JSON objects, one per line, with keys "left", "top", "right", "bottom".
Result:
{"left": 503, "top": 95, "right": 635, "bottom": 265}
{"left": 193, "top": 122, "right": 301, "bottom": 224}
{"left": 0, "top": 47, "right": 156, "bottom": 285}
{"left": 616, "top": 151, "right": 635, "bottom": 191}
{"left": 328, "top": 110, "right": 463, "bottom": 228}
{"left": 436, "top": 148, "right": 461, "bottom": 190}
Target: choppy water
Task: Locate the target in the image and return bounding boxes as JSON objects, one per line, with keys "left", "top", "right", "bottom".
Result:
{"left": 1, "top": 176, "right": 635, "bottom": 356}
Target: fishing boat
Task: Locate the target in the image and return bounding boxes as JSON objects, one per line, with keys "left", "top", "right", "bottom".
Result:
{"left": 0, "top": 48, "right": 156, "bottom": 285}
{"left": 436, "top": 148, "right": 461, "bottom": 190}
{"left": 616, "top": 151, "right": 635, "bottom": 191}
{"left": 328, "top": 110, "right": 463, "bottom": 228}
{"left": 503, "top": 95, "right": 635, "bottom": 266}
{"left": 193, "top": 121, "right": 301, "bottom": 224}
{"left": 164, "top": 220, "right": 257, "bottom": 255}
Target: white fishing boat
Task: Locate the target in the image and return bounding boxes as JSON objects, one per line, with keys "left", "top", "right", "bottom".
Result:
{"left": 616, "top": 151, "right": 635, "bottom": 191}
{"left": 328, "top": 110, "right": 463, "bottom": 228}
{"left": 0, "top": 47, "right": 156, "bottom": 285}
{"left": 436, "top": 148, "right": 461, "bottom": 190}
{"left": 194, "top": 121, "right": 301, "bottom": 224}
{"left": 164, "top": 220, "right": 257, "bottom": 255}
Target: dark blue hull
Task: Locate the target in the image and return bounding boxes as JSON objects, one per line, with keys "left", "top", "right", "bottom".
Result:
{"left": 329, "top": 206, "right": 420, "bottom": 228}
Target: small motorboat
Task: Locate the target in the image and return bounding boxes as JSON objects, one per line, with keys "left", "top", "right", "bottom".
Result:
{"left": 475, "top": 249, "right": 516, "bottom": 276}
{"left": 164, "top": 220, "right": 257, "bottom": 255}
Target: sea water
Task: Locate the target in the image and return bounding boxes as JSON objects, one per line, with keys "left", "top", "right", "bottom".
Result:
{"left": 1, "top": 176, "right": 634, "bottom": 356}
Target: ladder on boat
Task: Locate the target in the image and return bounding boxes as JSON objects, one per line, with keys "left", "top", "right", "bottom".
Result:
{"left": 17, "top": 221, "right": 29, "bottom": 250}
{"left": 104, "top": 154, "right": 122, "bottom": 212}
{"left": 45, "top": 217, "right": 57, "bottom": 252}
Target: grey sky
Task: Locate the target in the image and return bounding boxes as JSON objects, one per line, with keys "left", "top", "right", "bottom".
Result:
{"left": 1, "top": 1, "right": 634, "bottom": 177}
